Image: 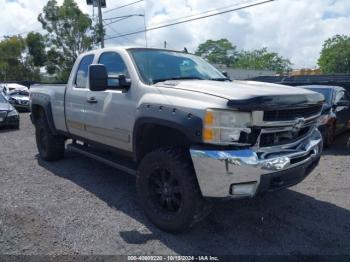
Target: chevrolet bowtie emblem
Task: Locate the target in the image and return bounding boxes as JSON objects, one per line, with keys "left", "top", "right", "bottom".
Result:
{"left": 292, "top": 118, "right": 306, "bottom": 132}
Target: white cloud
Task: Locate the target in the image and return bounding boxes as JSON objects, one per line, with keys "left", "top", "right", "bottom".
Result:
{"left": 0, "top": 0, "right": 349, "bottom": 68}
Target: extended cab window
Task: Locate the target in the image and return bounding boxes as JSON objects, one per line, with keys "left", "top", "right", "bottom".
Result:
{"left": 98, "top": 52, "right": 129, "bottom": 89}
{"left": 75, "top": 54, "right": 94, "bottom": 88}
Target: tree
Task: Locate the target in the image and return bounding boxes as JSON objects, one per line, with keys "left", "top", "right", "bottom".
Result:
{"left": 195, "top": 39, "right": 237, "bottom": 66}
{"left": 233, "top": 48, "right": 292, "bottom": 73}
{"left": 318, "top": 35, "right": 350, "bottom": 74}
{"left": 38, "top": 0, "right": 103, "bottom": 81}
{"left": 26, "top": 32, "right": 47, "bottom": 67}
{"left": 0, "top": 36, "right": 41, "bottom": 81}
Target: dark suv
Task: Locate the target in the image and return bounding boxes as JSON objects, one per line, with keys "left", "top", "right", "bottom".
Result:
{"left": 301, "top": 85, "right": 350, "bottom": 147}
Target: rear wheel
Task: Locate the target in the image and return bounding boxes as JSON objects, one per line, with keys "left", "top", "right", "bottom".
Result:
{"left": 137, "top": 148, "right": 208, "bottom": 233}
{"left": 35, "top": 112, "right": 65, "bottom": 161}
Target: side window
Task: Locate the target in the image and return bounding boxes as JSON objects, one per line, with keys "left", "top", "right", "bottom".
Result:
{"left": 75, "top": 54, "right": 94, "bottom": 88}
{"left": 98, "top": 52, "right": 129, "bottom": 89}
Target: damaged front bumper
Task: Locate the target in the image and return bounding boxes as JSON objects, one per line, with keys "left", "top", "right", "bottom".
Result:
{"left": 190, "top": 128, "right": 323, "bottom": 198}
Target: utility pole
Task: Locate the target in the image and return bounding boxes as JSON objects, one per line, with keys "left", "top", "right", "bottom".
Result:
{"left": 87, "top": 0, "right": 106, "bottom": 48}
{"left": 97, "top": 0, "right": 104, "bottom": 48}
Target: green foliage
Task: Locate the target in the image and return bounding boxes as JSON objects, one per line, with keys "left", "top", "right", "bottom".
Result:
{"left": 195, "top": 39, "right": 292, "bottom": 73}
{"left": 0, "top": 36, "right": 41, "bottom": 82}
{"left": 26, "top": 32, "right": 47, "bottom": 67}
{"left": 233, "top": 48, "right": 292, "bottom": 73}
{"left": 195, "top": 39, "right": 237, "bottom": 66}
{"left": 318, "top": 35, "right": 350, "bottom": 74}
{"left": 38, "top": 0, "right": 102, "bottom": 81}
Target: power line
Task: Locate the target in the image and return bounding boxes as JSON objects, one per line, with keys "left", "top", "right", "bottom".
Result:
{"left": 103, "top": 21, "right": 134, "bottom": 43}
{"left": 146, "top": 0, "right": 253, "bottom": 28}
{"left": 104, "top": 0, "right": 144, "bottom": 14}
{"left": 105, "top": 0, "right": 276, "bottom": 41}
{"left": 1, "top": 28, "right": 44, "bottom": 39}
{"left": 120, "top": 0, "right": 252, "bottom": 35}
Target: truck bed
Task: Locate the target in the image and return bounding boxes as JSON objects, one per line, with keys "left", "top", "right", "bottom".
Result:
{"left": 30, "top": 84, "right": 67, "bottom": 133}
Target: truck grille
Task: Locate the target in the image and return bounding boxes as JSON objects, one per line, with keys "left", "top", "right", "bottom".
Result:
{"left": 263, "top": 105, "right": 322, "bottom": 121}
{"left": 259, "top": 126, "right": 311, "bottom": 147}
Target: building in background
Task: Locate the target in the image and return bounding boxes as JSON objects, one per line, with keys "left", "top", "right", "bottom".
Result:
{"left": 213, "top": 64, "right": 276, "bottom": 80}
{"left": 290, "top": 68, "right": 322, "bottom": 76}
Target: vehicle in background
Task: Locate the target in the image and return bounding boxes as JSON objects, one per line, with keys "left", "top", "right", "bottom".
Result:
{"left": 6, "top": 90, "right": 30, "bottom": 111}
{"left": 30, "top": 47, "right": 324, "bottom": 233}
{"left": 301, "top": 85, "right": 350, "bottom": 147}
{"left": 1, "top": 83, "right": 29, "bottom": 94}
{"left": 0, "top": 92, "right": 20, "bottom": 129}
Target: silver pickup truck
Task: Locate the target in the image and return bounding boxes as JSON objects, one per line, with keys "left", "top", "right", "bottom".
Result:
{"left": 30, "top": 47, "right": 324, "bottom": 233}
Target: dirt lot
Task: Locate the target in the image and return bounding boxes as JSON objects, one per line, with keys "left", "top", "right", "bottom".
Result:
{"left": 0, "top": 113, "right": 350, "bottom": 255}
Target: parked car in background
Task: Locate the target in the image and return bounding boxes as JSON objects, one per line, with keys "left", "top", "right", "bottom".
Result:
{"left": 0, "top": 92, "right": 19, "bottom": 129}
{"left": 1, "top": 83, "right": 28, "bottom": 94}
{"left": 6, "top": 90, "right": 30, "bottom": 111}
{"left": 301, "top": 85, "right": 350, "bottom": 147}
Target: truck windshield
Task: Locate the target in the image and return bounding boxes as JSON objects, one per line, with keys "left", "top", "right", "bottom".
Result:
{"left": 129, "top": 49, "right": 227, "bottom": 85}
{"left": 308, "top": 88, "right": 333, "bottom": 104}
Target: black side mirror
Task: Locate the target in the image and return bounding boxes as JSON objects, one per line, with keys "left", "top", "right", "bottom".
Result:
{"left": 336, "top": 100, "right": 350, "bottom": 107}
{"left": 118, "top": 74, "right": 131, "bottom": 89}
{"left": 222, "top": 71, "right": 228, "bottom": 78}
{"left": 89, "top": 64, "right": 108, "bottom": 92}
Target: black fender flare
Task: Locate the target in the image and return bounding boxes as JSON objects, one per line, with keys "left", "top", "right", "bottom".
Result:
{"left": 31, "top": 94, "right": 58, "bottom": 135}
{"left": 132, "top": 104, "right": 203, "bottom": 159}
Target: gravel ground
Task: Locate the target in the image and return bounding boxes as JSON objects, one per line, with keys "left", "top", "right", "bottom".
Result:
{"left": 0, "top": 113, "right": 350, "bottom": 255}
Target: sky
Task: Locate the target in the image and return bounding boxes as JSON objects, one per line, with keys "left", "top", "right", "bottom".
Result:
{"left": 0, "top": 0, "right": 349, "bottom": 69}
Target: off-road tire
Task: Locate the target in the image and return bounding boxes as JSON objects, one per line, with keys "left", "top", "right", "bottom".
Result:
{"left": 137, "top": 148, "right": 208, "bottom": 233}
{"left": 35, "top": 112, "right": 65, "bottom": 161}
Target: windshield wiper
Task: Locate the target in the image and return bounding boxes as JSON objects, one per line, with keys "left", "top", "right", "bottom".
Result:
{"left": 210, "top": 77, "right": 231, "bottom": 82}
{"left": 152, "top": 76, "right": 205, "bottom": 84}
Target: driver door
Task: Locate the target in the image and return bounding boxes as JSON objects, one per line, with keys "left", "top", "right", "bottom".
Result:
{"left": 83, "top": 51, "right": 135, "bottom": 152}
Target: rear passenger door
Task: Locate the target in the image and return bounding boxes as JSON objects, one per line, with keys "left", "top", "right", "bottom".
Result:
{"left": 83, "top": 51, "right": 135, "bottom": 152}
{"left": 65, "top": 54, "right": 94, "bottom": 138}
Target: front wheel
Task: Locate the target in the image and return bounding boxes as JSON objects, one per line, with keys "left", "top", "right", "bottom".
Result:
{"left": 35, "top": 113, "right": 65, "bottom": 161}
{"left": 137, "top": 148, "right": 208, "bottom": 233}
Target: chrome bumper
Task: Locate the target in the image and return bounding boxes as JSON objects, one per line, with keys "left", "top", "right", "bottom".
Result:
{"left": 190, "top": 128, "right": 323, "bottom": 198}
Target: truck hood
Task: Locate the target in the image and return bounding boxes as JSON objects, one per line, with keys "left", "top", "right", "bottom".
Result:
{"left": 156, "top": 80, "right": 324, "bottom": 110}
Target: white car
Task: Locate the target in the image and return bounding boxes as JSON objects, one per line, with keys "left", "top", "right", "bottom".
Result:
{"left": 1, "top": 83, "right": 29, "bottom": 94}
{"left": 6, "top": 90, "right": 30, "bottom": 111}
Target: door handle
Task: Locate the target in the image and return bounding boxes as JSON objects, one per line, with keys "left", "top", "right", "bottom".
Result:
{"left": 87, "top": 97, "right": 98, "bottom": 104}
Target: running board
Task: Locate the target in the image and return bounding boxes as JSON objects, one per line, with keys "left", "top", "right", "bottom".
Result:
{"left": 67, "top": 143, "right": 137, "bottom": 176}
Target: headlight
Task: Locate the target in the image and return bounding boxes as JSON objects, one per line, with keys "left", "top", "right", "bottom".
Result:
{"left": 318, "top": 114, "right": 329, "bottom": 126}
{"left": 203, "top": 109, "right": 252, "bottom": 145}
{"left": 7, "top": 110, "right": 19, "bottom": 117}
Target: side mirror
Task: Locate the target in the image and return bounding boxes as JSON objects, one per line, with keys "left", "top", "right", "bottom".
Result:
{"left": 222, "top": 71, "right": 228, "bottom": 78}
{"left": 336, "top": 100, "right": 350, "bottom": 107}
{"left": 118, "top": 74, "right": 131, "bottom": 89}
{"left": 89, "top": 64, "right": 108, "bottom": 92}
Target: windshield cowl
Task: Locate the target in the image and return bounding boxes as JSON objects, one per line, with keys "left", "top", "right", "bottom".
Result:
{"left": 151, "top": 76, "right": 230, "bottom": 84}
